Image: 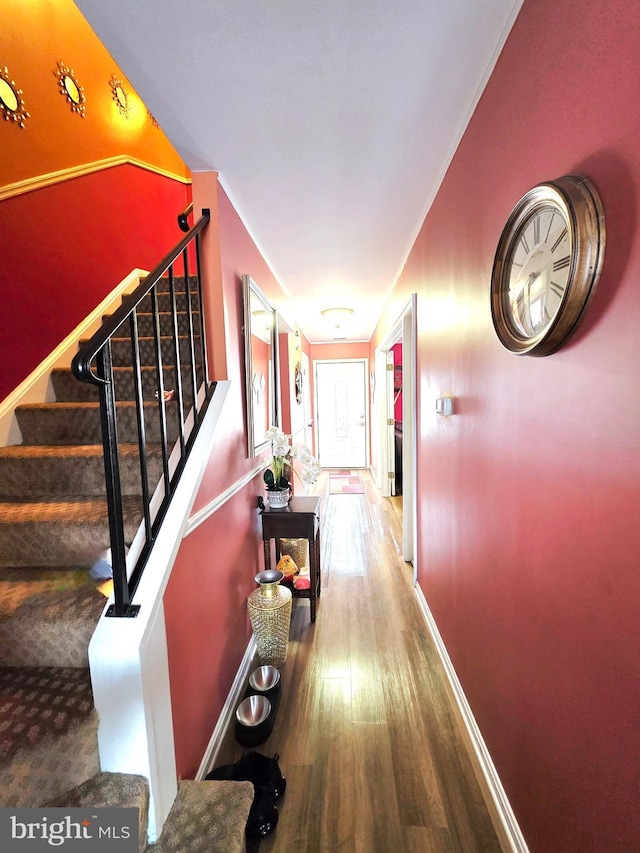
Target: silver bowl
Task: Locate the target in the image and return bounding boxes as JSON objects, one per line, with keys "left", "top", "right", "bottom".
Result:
{"left": 249, "top": 665, "right": 281, "bottom": 693}
{"left": 235, "top": 694, "right": 271, "bottom": 727}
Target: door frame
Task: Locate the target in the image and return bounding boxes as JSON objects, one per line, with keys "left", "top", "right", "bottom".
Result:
{"left": 375, "top": 295, "right": 417, "bottom": 578}
{"left": 314, "top": 357, "right": 369, "bottom": 469}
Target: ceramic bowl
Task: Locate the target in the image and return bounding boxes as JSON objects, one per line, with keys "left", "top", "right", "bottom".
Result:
{"left": 249, "top": 665, "right": 281, "bottom": 693}
{"left": 235, "top": 694, "right": 271, "bottom": 727}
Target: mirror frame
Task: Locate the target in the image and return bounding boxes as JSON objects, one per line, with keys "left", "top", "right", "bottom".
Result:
{"left": 242, "top": 274, "right": 280, "bottom": 457}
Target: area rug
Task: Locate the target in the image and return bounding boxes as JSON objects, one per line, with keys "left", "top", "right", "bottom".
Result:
{"left": 329, "top": 470, "right": 364, "bottom": 495}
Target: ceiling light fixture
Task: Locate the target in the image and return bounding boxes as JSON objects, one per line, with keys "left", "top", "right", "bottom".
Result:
{"left": 321, "top": 307, "right": 353, "bottom": 325}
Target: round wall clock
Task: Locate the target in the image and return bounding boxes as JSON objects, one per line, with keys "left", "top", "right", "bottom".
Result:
{"left": 490, "top": 175, "right": 605, "bottom": 356}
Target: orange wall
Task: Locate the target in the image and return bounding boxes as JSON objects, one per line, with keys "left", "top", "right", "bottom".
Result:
{"left": 372, "top": 1, "right": 640, "bottom": 850}
{"left": 0, "top": 0, "right": 191, "bottom": 400}
{"left": 0, "top": 0, "right": 188, "bottom": 186}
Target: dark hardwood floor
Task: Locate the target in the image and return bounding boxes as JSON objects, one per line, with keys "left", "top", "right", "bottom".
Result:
{"left": 216, "top": 470, "right": 504, "bottom": 852}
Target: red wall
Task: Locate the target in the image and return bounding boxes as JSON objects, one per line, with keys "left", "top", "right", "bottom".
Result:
{"left": 0, "top": 166, "right": 190, "bottom": 399}
{"left": 163, "top": 181, "right": 294, "bottom": 778}
{"left": 372, "top": 1, "right": 640, "bottom": 850}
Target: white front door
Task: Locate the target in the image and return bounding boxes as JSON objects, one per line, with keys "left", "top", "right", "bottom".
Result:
{"left": 315, "top": 360, "right": 367, "bottom": 468}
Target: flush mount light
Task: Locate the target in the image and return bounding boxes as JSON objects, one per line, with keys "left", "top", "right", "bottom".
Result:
{"left": 0, "top": 66, "right": 29, "bottom": 127}
{"left": 321, "top": 307, "right": 354, "bottom": 332}
{"left": 55, "top": 61, "right": 85, "bottom": 117}
{"left": 109, "top": 74, "right": 131, "bottom": 118}
{"left": 321, "top": 307, "right": 353, "bottom": 320}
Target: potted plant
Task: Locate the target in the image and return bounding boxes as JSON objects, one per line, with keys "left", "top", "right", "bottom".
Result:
{"left": 264, "top": 426, "right": 321, "bottom": 507}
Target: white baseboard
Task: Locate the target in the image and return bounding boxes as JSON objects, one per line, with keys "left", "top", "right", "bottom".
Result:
{"left": 195, "top": 636, "right": 257, "bottom": 780}
{"left": 413, "top": 583, "right": 529, "bottom": 853}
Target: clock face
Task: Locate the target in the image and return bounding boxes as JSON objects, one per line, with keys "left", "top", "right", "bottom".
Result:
{"left": 490, "top": 175, "right": 605, "bottom": 356}
{"left": 506, "top": 204, "right": 571, "bottom": 339}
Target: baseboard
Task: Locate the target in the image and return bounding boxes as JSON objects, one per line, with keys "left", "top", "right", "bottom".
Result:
{"left": 195, "top": 636, "right": 257, "bottom": 780}
{"left": 413, "top": 584, "right": 529, "bottom": 853}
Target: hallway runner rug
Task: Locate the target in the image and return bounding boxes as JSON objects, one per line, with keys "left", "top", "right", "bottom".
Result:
{"left": 329, "top": 470, "right": 364, "bottom": 495}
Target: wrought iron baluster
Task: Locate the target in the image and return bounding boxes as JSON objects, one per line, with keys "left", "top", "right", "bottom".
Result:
{"left": 96, "top": 343, "right": 138, "bottom": 618}
{"left": 167, "top": 266, "right": 186, "bottom": 460}
{"left": 182, "top": 248, "right": 200, "bottom": 422}
{"left": 129, "top": 310, "right": 152, "bottom": 545}
{"left": 151, "top": 285, "right": 172, "bottom": 505}
{"left": 194, "top": 224, "right": 211, "bottom": 392}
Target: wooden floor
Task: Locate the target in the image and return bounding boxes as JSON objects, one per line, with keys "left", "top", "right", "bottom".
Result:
{"left": 216, "top": 470, "right": 504, "bottom": 852}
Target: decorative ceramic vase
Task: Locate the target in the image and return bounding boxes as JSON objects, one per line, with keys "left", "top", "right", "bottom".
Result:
{"left": 247, "top": 570, "right": 292, "bottom": 667}
{"left": 266, "top": 487, "right": 290, "bottom": 509}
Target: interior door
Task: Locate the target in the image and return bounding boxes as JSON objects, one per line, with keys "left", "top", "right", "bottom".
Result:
{"left": 315, "top": 360, "right": 367, "bottom": 468}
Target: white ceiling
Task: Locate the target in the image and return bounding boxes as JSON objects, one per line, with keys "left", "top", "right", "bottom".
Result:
{"left": 76, "top": 0, "right": 523, "bottom": 343}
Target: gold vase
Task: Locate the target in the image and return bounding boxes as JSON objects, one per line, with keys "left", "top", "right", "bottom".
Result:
{"left": 247, "top": 569, "right": 292, "bottom": 667}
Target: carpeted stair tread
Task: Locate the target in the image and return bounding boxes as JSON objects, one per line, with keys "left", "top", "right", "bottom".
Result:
{"left": 15, "top": 401, "right": 181, "bottom": 446}
{"left": 51, "top": 364, "right": 202, "bottom": 403}
{"left": 0, "top": 495, "right": 143, "bottom": 568}
{"left": 0, "top": 444, "right": 164, "bottom": 498}
{"left": 139, "top": 289, "right": 200, "bottom": 313}
{"left": 48, "top": 771, "right": 149, "bottom": 853}
{"left": 109, "top": 311, "right": 200, "bottom": 338}
{"left": 0, "top": 569, "right": 105, "bottom": 668}
{"left": 147, "top": 780, "right": 254, "bottom": 853}
{"left": 0, "top": 666, "right": 100, "bottom": 807}
{"left": 107, "top": 335, "right": 202, "bottom": 368}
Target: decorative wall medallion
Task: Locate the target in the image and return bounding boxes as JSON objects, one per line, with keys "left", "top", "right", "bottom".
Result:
{"left": 109, "top": 74, "right": 131, "bottom": 118}
{"left": 55, "top": 61, "right": 86, "bottom": 117}
{"left": 0, "top": 66, "right": 29, "bottom": 127}
{"left": 294, "top": 362, "right": 303, "bottom": 405}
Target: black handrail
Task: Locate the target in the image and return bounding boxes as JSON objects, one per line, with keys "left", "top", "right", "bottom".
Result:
{"left": 72, "top": 209, "right": 214, "bottom": 617}
{"left": 177, "top": 201, "right": 193, "bottom": 232}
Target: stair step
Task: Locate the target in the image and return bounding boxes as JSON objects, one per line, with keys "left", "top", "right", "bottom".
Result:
{"left": 0, "top": 665, "right": 99, "bottom": 808}
{"left": 47, "top": 772, "right": 149, "bottom": 853}
{"left": 51, "top": 364, "right": 203, "bottom": 403}
{"left": 0, "top": 568, "right": 105, "bottom": 667}
{"left": 139, "top": 289, "right": 200, "bottom": 313}
{"left": 0, "top": 444, "right": 165, "bottom": 498}
{"left": 148, "top": 780, "right": 254, "bottom": 853}
{"left": 15, "top": 401, "right": 182, "bottom": 446}
{"left": 93, "top": 336, "right": 202, "bottom": 369}
{"left": 0, "top": 496, "right": 143, "bottom": 568}
{"left": 108, "top": 311, "right": 200, "bottom": 338}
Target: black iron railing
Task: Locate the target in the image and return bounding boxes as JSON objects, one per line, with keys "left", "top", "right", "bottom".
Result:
{"left": 177, "top": 201, "right": 193, "bottom": 232}
{"left": 72, "top": 209, "right": 214, "bottom": 617}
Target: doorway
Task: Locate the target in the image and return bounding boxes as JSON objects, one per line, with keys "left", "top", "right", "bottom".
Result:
{"left": 315, "top": 359, "right": 368, "bottom": 469}
{"left": 375, "top": 296, "right": 417, "bottom": 577}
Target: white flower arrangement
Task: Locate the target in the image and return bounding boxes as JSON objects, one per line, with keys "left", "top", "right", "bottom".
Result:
{"left": 264, "top": 426, "right": 321, "bottom": 491}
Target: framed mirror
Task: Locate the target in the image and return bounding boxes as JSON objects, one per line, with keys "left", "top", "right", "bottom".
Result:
{"left": 242, "top": 275, "right": 279, "bottom": 456}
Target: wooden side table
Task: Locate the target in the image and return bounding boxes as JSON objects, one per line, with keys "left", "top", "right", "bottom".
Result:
{"left": 261, "top": 496, "right": 321, "bottom": 622}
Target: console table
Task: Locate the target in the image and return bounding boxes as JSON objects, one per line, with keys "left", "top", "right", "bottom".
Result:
{"left": 260, "top": 496, "right": 321, "bottom": 622}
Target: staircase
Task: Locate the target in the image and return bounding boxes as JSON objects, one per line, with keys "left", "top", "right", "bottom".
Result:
{"left": 0, "top": 277, "right": 252, "bottom": 849}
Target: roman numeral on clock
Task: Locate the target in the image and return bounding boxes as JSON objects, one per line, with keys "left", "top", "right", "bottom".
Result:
{"left": 552, "top": 255, "right": 571, "bottom": 272}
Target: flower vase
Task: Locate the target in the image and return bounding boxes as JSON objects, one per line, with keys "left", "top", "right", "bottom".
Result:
{"left": 247, "top": 570, "right": 292, "bottom": 667}
{"left": 266, "top": 487, "right": 290, "bottom": 509}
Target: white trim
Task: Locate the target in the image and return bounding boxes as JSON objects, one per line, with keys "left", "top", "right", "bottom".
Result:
{"left": 195, "top": 636, "right": 257, "bottom": 780}
{"left": 185, "top": 462, "right": 265, "bottom": 536}
{"left": 0, "top": 268, "right": 148, "bottom": 446}
{"left": 89, "top": 381, "right": 230, "bottom": 843}
{"left": 0, "top": 156, "right": 189, "bottom": 202}
{"left": 414, "top": 584, "right": 529, "bottom": 853}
